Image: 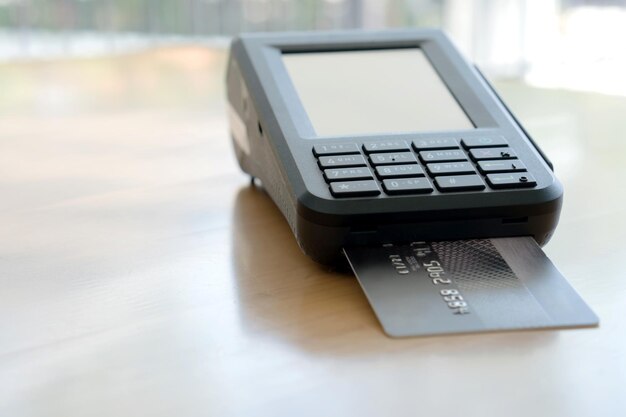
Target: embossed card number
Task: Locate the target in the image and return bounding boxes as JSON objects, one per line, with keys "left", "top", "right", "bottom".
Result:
{"left": 385, "top": 242, "right": 470, "bottom": 315}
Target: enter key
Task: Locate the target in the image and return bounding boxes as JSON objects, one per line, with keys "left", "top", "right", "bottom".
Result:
{"left": 486, "top": 173, "right": 537, "bottom": 189}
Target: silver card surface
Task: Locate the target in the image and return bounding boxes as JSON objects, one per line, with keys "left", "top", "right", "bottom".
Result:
{"left": 344, "top": 237, "right": 598, "bottom": 337}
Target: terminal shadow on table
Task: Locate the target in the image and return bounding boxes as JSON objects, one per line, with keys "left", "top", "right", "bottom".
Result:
{"left": 229, "top": 185, "right": 557, "bottom": 354}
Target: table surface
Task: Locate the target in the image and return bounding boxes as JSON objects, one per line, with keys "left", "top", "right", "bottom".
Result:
{"left": 1, "top": 47, "right": 625, "bottom": 417}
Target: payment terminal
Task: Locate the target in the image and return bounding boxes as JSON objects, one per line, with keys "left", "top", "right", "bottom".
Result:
{"left": 226, "top": 29, "right": 562, "bottom": 266}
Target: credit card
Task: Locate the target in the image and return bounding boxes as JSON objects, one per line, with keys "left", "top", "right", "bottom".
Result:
{"left": 344, "top": 237, "right": 598, "bottom": 337}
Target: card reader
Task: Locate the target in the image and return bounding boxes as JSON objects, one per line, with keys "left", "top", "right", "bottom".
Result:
{"left": 226, "top": 29, "right": 563, "bottom": 266}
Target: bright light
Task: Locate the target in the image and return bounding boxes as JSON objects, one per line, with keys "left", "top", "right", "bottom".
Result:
{"left": 526, "top": 6, "right": 626, "bottom": 97}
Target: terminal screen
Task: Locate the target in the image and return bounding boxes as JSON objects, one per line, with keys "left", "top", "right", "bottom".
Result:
{"left": 282, "top": 48, "right": 474, "bottom": 136}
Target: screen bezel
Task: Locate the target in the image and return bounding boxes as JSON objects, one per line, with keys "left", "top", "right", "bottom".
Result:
{"left": 257, "top": 37, "right": 499, "bottom": 141}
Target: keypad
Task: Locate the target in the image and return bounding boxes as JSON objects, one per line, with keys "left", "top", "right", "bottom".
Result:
{"left": 310, "top": 136, "right": 536, "bottom": 198}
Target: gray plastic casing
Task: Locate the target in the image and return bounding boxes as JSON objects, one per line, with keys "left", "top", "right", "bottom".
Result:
{"left": 226, "top": 29, "right": 563, "bottom": 266}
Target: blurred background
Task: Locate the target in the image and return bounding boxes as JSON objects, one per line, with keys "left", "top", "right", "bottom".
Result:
{"left": 1, "top": 0, "right": 625, "bottom": 94}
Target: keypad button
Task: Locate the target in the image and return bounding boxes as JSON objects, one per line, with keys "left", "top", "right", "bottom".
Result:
{"left": 469, "top": 147, "right": 516, "bottom": 161}
{"left": 318, "top": 154, "right": 367, "bottom": 168}
{"left": 477, "top": 159, "right": 527, "bottom": 174}
{"left": 427, "top": 162, "right": 476, "bottom": 176}
{"left": 323, "top": 167, "right": 373, "bottom": 183}
{"left": 413, "top": 138, "right": 459, "bottom": 150}
{"left": 382, "top": 178, "right": 433, "bottom": 195}
{"left": 419, "top": 150, "right": 467, "bottom": 163}
{"left": 434, "top": 175, "right": 486, "bottom": 192}
{"left": 486, "top": 173, "right": 537, "bottom": 189}
{"left": 329, "top": 180, "right": 381, "bottom": 197}
{"left": 369, "top": 152, "right": 417, "bottom": 166}
{"left": 312, "top": 143, "right": 360, "bottom": 156}
{"left": 375, "top": 164, "right": 425, "bottom": 179}
{"left": 363, "top": 140, "right": 410, "bottom": 153}
{"left": 461, "top": 137, "right": 508, "bottom": 148}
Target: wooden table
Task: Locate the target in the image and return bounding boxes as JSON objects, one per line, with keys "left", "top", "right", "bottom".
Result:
{"left": 1, "top": 47, "right": 625, "bottom": 417}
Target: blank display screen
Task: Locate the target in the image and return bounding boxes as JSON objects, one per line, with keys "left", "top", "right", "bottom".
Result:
{"left": 282, "top": 48, "right": 474, "bottom": 136}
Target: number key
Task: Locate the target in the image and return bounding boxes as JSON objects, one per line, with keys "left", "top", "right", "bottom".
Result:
{"left": 363, "top": 140, "right": 410, "bottom": 153}
{"left": 419, "top": 150, "right": 467, "bottom": 163}
{"left": 323, "top": 167, "right": 373, "bottom": 183}
{"left": 313, "top": 143, "right": 360, "bottom": 156}
{"left": 369, "top": 152, "right": 417, "bottom": 166}
{"left": 382, "top": 178, "right": 433, "bottom": 195}
{"left": 318, "top": 154, "right": 367, "bottom": 168}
